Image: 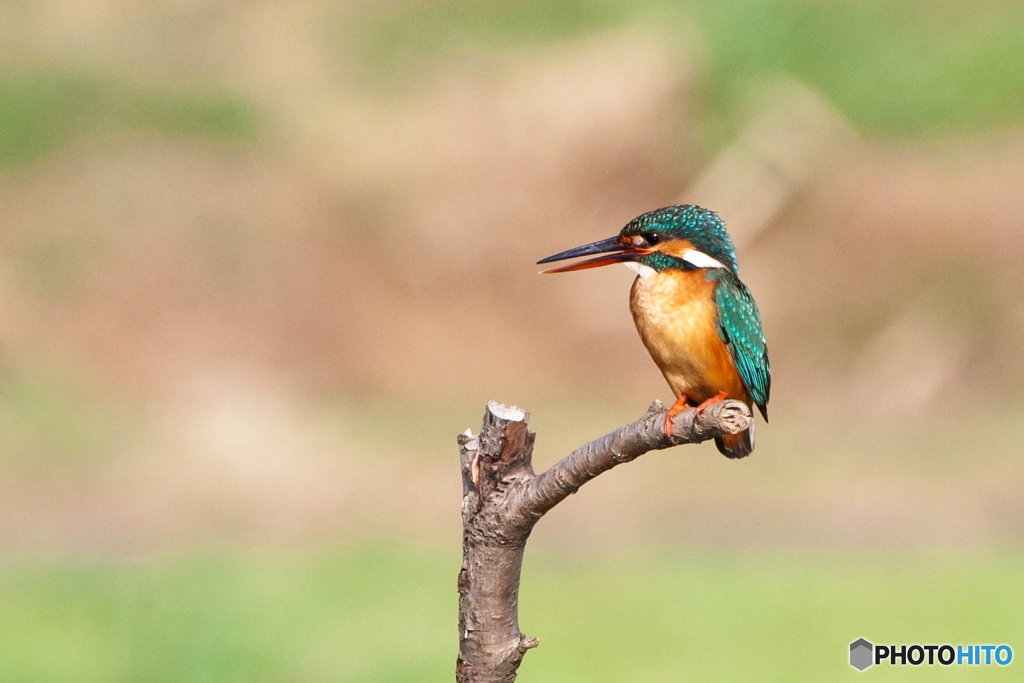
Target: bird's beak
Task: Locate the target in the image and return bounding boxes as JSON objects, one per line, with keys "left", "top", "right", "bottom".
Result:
{"left": 537, "top": 236, "right": 650, "bottom": 273}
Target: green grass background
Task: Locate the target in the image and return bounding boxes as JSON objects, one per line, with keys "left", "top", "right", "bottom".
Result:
{"left": 0, "top": 67, "right": 259, "bottom": 171}
{"left": 6, "top": 0, "right": 1024, "bottom": 172}
{"left": 343, "top": 0, "right": 1024, "bottom": 140}
{"left": 2, "top": 542, "right": 1020, "bottom": 682}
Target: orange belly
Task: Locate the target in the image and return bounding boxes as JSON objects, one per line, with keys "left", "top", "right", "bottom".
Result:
{"left": 629, "top": 269, "right": 750, "bottom": 406}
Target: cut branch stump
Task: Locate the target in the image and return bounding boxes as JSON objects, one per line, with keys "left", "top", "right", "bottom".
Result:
{"left": 456, "top": 398, "right": 752, "bottom": 682}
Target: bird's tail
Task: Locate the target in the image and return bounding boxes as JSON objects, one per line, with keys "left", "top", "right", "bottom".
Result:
{"left": 715, "top": 421, "right": 755, "bottom": 459}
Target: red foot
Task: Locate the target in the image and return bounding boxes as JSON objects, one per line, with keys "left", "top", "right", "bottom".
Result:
{"left": 693, "top": 392, "right": 728, "bottom": 419}
{"left": 663, "top": 395, "right": 690, "bottom": 439}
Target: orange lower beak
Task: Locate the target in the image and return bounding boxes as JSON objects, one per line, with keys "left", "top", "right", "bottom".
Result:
{"left": 537, "top": 236, "right": 650, "bottom": 273}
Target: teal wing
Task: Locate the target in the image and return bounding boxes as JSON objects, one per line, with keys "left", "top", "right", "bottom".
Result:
{"left": 710, "top": 270, "right": 770, "bottom": 420}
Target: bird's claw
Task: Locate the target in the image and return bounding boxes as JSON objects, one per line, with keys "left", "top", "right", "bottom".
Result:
{"left": 663, "top": 393, "right": 730, "bottom": 439}
{"left": 663, "top": 395, "right": 690, "bottom": 439}
{"left": 692, "top": 392, "right": 728, "bottom": 420}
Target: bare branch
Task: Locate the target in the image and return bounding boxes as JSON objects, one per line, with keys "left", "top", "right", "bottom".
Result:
{"left": 456, "top": 398, "right": 751, "bottom": 682}
{"left": 525, "top": 398, "right": 751, "bottom": 516}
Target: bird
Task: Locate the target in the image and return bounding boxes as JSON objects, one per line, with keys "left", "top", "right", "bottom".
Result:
{"left": 537, "top": 205, "right": 770, "bottom": 458}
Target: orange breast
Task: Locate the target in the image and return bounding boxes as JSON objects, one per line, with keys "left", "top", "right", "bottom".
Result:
{"left": 629, "top": 269, "right": 749, "bottom": 405}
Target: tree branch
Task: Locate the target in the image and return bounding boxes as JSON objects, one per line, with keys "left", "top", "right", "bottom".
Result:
{"left": 456, "top": 398, "right": 752, "bottom": 682}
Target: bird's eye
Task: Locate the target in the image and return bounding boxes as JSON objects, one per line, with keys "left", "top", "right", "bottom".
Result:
{"left": 644, "top": 232, "right": 661, "bottom": 245}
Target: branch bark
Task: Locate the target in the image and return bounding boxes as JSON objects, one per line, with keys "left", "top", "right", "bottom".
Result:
{"left": 456, "top": 398, "right": 752, "bottom": 682}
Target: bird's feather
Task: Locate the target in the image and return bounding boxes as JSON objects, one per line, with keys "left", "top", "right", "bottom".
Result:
{"left": 709, "top": 269, "right": 771, "bottom": 420}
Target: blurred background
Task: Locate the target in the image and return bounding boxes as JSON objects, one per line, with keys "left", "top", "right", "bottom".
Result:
{"left": 1, "top": 1, "right": 1023, "bottom": 680}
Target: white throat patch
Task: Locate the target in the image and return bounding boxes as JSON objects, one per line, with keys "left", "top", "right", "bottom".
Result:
{"left": 681, "top": 249, "right": 728, "bottom": 270}
{"left": 624, "top": 261, "right": 656, "bottom": 278}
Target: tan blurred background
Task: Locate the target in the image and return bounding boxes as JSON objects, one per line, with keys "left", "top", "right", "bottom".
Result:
{"left": 1, "top": 1, "right": 1023, "bottom": 680}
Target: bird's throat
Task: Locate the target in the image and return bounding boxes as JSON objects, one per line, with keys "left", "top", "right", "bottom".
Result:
{"left": 623, "top": 261, "right": 656, "bottom": 278}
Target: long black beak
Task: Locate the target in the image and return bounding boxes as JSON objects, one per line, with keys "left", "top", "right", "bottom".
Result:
{"left": 538, "top": 236, "right": 647, "bottom": 273}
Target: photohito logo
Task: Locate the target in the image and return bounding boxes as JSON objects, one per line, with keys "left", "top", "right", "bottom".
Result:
{"left": 849, "top": 638, "right": 1013, "bottom": 671}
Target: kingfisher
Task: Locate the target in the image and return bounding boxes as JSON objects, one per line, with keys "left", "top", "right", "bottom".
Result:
{"left": 537, "top": 205, "right": 770, "bottom": 458}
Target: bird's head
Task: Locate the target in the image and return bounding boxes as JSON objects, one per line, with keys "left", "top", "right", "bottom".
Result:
{"left": 538, "top": 205, "right": 738, "bottom": 277}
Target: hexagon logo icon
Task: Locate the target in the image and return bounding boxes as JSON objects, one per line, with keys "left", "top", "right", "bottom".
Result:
{"left": 850, "top": 638, "right": 874, "bottom": 671}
